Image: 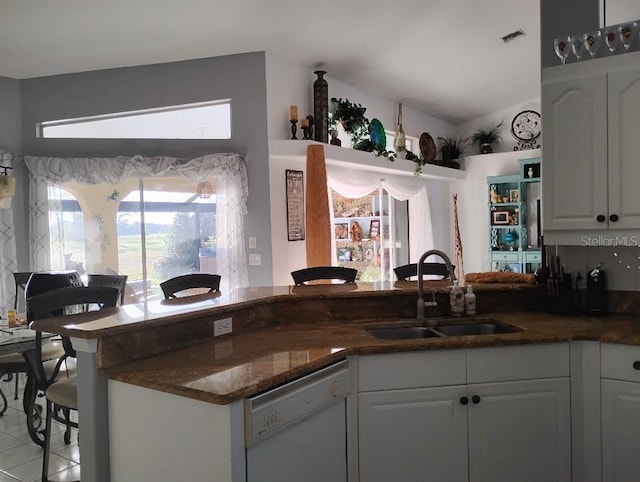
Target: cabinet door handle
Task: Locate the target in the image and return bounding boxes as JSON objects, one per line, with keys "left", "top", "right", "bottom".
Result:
{"left": 596, "top": 215, "right": 606, "bottom": 223}
{"left": 609, "top": 214, "right": 619, "bottom": 223}
{"left": 460, "top": 396, "right": 469, "bottom": 405}
{"left": 472, "top": 395, "right": 481, "bottom": 404}
{"left": 633, "top": 361, "right": 640, "bottom": 370}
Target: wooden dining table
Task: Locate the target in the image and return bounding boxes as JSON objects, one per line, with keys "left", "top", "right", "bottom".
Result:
{"left": 0, "top": 327, "right": 55, "bottom": 446}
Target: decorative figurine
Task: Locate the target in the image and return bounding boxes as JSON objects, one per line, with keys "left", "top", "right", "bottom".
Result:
{"left": 490, "top": 185, "right": 501, "bottom": 204}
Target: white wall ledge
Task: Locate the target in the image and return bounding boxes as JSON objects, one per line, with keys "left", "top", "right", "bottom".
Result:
{"left": 269, "top": 140, "right": 466, "bottom": 181}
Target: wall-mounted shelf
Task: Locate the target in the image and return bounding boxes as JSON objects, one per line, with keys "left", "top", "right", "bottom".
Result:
{"left": 269, "top": 140, "right": 466, "bottom": 181}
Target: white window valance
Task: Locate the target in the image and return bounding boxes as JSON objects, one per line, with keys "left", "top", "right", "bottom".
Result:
{"left": 24, "top": 153, "right": 249, "bottom": 292}
{"left": 327, "top": 167, "right": 434, "bottom": 264}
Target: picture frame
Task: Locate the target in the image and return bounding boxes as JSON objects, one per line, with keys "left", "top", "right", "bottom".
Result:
{"left": 334, "top": 223, "right": 349, "bottom": 240}
{"left": 509, "top": 189, "right": 520, "bottom": 203}
{"left": 285, "top": 170, "right": 305, "bottom": 241}
{"left": 369, "top": 219, "right": 380, "bottom": 239}
{"left": 492, "top": 210, "right": 510, "bottom": 225}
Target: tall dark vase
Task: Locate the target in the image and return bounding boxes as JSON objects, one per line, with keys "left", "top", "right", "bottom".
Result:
{"left": 313, "top": 70, "right": 328, "bottom": 143}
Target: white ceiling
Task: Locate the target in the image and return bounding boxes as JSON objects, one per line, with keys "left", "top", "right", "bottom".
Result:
{"left": 0, "top": 0, "right": 542, "bottom": 125}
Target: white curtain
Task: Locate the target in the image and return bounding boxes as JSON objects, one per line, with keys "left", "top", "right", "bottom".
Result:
{"left": 0, "top": 151, "right": 17, "bottom": 314}
{"left": 24, "top": 153, "right": 249, "bottom": 292}
{"left": 326, "top": 167, "right": 434, "bottom": 264}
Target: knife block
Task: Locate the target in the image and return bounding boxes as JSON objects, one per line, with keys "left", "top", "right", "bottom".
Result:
{"left": 548, "top": 273, "right": 573, "bottom": 315}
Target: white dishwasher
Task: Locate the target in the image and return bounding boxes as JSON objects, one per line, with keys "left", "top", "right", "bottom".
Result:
{"left": 245, "top": 360, "right": 351, "bottom": 482}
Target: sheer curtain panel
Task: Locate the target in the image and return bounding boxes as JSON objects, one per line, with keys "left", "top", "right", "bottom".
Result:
{"left": 24, "top": 153, "right": 249, "bottom": 293}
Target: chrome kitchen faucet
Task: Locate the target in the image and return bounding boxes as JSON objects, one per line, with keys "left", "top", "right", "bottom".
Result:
{"left": 416, "top": 250, "right": 456, "bottom": 321}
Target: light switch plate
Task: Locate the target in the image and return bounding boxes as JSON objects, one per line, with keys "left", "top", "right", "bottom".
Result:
{"left": 249, "top": 237, "right": 257, "bottom": 249}
{"left": 249, "top": 254, "right": 262, "bottom": 265}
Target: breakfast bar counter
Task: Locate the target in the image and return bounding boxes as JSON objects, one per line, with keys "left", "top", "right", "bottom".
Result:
{"left": 28, "top": 281, "right": 640, "bottom": 482}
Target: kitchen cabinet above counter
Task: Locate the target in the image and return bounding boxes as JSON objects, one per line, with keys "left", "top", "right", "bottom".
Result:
{"left": 542, "top": 50, "right": 640, "bottom": 244}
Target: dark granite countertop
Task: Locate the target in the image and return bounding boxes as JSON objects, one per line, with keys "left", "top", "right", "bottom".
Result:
{"left": 101, "top": 310, "right": 640, "bottom": 405}
{"left": 29, "top": 281, "right": 640, "bottom": 405}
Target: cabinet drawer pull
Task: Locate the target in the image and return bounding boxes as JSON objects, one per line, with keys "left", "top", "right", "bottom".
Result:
{"left": 596, "top": 215, "right": 606, "bottom": 223}
{"left": 609, "top": 214, "right": 619, "bottom": 222}
{"left": 460, "top": 396, "right": 469, "bottom": 405}
{"left": 472, "top": 395, "right": 481, "bottom": 404}
{"left": 633, "top": 361, "right": 640, "bottom": 370}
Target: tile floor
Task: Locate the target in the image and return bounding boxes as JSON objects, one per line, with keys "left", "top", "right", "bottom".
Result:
{"left": 0, "top": 375, "right": 80, "bottom": 482}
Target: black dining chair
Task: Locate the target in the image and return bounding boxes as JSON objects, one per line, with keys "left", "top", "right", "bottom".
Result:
{"left": 291, "top": 266, "right": 358, "bottom": 285}
{"left": 13, "top": 271, "right": 33, "bottom": 311}
{"left": 394, "top": 262, "right": 455, "bottom": 281}
{"left": 26, "top": 285, "right": 119, "bottom": 482}
{"left": 87, "top": 273, "right": 128, "bottom": 305}
{"left": 160, "top": 273, "right": 222, "bottom": 299}
{"left": 0, "top": 272, "right": 66, "bottom": 410}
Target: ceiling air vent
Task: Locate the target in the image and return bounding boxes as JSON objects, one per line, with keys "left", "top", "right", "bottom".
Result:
{"left": 502, "top": 29, "right": 526, "bottom": 43}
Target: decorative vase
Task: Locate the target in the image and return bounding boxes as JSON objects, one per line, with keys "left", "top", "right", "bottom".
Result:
{"left": 480, "top": 143, "right": 493, "bottom": 154}
{"left": 442, "top": 145, "right": 453, "bottom": 162}
{"left": 394, "top": 103, "right": 406, "bottom": 158}
{"left": 313, "top": 70, "right": 329, "bottom": 143}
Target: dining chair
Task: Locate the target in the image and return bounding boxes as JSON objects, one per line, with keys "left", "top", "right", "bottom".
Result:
{"left": 26, "top": 285, "right": 119, "bottom": 482}
{"left": 394, "top": 262, "right": 455, "bottom": 281}
{"left": 87, "top": 273, "right": 128, "bottom": 305}
{"left": 1, "top": 272, "right": 65, "bottom": 409}
{"left": 291, "top": 266, "right": 358, "bottom": 285}
{"left": 13, "top": 271, "right": 33, "bottom": 311}
{"left": 160, "top": 273, "right": 222, "bottom": 299}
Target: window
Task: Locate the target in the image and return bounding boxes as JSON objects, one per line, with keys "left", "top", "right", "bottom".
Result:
{"left": 52, "top": 178, "right": 217, "bottom": 303}
{"left": 39, "top": 100, "right": 231, "bottom": 139}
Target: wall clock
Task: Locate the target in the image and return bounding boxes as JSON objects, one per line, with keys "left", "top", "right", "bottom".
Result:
{"left": 510, "top": 110, "right": 541, "bottom": 150}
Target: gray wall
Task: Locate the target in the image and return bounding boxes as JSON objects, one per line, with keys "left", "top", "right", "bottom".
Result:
{"left": 0, "top": 76, "right": 29, "bottom": 270}
{"left": 540, "top": 0, "right": 600, "bottom": 67}
{"left": 18, "top": 52, "right": 273, "bottom": 286}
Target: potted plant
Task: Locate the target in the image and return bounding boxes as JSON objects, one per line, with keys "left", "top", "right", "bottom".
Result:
{"left": 471, "top": 120, "right": 504, "bottom": 154}
{"left": 438, "top": 136, "right": 469, "bottom": 162}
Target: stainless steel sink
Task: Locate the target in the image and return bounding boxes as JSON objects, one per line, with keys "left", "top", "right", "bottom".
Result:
{"left": 433, "top": 321, "right": 521, "bottom": 337}
{"left": 367, "top": 319, "right": 521, "bottom": 340}
{"left": 367, "top": 326, "right": 443, "bottom": 340}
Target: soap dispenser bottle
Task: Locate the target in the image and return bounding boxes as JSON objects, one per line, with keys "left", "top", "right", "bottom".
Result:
{"left": 450, "top": 281, "right": 464, "bottom": 317}
{"left": 464, "top": 285, "right": 476, "bottom": 316}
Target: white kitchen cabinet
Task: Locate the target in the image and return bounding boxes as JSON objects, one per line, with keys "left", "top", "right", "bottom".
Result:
{"left": 542, "top": 51, "right": 640, "bottom": 241}
{"left": 357, "top": 344, "right": 571, "bottom": 482}
{"left": 542, "top": 72, "right": 607, "bottom": 232}
{"left": 359, "top": 385, "right": 468, "bottom": 482}
{"left": 467, "top": 378, "right": 571, "bottom": 482}
{"left": 601, "top": 343, "right": 640, "bottom": 482}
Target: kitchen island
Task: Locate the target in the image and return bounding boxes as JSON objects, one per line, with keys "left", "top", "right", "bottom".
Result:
{"left": 30, "top": 281, "right": 640, "bottom": 481}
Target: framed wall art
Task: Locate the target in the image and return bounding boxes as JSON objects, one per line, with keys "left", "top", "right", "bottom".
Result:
{"left": 285, "top": 170, "right": 305, "bottom": 241}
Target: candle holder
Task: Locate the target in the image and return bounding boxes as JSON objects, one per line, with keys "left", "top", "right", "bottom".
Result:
{"left": 302, "top": 115, "right": 314, "bottom": 140}
{"left": 290, "top": 120, "right": 298, "bottom": 139}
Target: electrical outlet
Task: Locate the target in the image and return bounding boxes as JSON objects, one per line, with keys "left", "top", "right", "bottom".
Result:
{"left": 214, "top": 317, "right": 232, "bottom": 336}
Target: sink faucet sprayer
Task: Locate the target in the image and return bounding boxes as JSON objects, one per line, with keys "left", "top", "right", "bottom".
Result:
{"left": 416, "top": 250, "right": 456, "bottom": 320}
